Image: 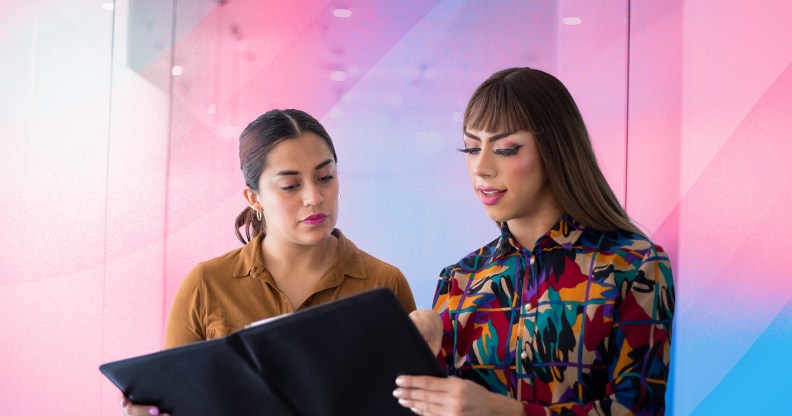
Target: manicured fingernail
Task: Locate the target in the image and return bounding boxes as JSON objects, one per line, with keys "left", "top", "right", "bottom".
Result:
{"left": 120, "top": 399, "right": 126, "bottom": 407}
{"left": 149, "top": 408, "right": 160, "bottom": 415}
{"left": 398, "top": 399, "right": 409, "bottom": 406}
{"left": 411, "top": 407, "right": 421, "bottom": 415}
{"left": 395, "top": 376, "right": 406, "bottom": 386}
{"left": 393, "top": 388, "right": 403, "bottom": 398}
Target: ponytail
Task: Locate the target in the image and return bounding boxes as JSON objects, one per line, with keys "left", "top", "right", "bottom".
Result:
{"left": 234, "top": 206, "right": 264, "bottom": 244}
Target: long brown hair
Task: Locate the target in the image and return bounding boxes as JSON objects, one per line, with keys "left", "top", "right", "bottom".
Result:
{"left": 463, "top": 67, "right": 642, "bottom": 236}
{"left": 234, "top": 109, "right": 338, "bottom": 244}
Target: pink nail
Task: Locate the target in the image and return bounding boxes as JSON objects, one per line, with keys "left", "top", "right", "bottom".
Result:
{"left": 149, "top": 408, "right": 160, "bottom": 415}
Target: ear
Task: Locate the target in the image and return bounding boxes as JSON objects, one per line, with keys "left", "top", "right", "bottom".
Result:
{"left": 243, "top": 187, "right": 262, "bottom": 211}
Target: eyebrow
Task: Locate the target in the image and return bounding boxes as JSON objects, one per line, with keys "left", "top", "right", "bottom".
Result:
{"left": 463, "top": 131, "right": 513, "bottom": 142}
{"left": 275, "top": 159, "right": 335, "bottom": 176}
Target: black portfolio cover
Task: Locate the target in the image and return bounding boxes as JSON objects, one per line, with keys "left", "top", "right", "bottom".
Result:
{"left": 100, "top": 288, "right": 445, "bottom": 415}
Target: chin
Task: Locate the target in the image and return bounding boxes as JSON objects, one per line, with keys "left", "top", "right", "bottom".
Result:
{"left": 483, "top": 207, "right": 510, "bottom": 224}
{"left": 295, "top": 226, "right": 334, "bottom": 245}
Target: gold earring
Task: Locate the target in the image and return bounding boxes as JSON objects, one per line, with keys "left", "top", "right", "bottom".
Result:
{"left": 256, "top": 210, "right": 262, "bottom": 221}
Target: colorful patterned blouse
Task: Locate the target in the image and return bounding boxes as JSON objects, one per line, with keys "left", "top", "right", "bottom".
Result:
{"left": 432, "top": 215, "right": 674, "bottom": 415}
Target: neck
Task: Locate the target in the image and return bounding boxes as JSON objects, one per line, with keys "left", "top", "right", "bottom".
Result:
{"left": 506, "top": 206, "right": 564, "bottom": 249}
{"left": 261, "top": 232, "right": 338, "bottom": 275}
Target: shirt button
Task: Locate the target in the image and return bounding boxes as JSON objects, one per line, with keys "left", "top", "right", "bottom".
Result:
{"left": 529, "top": 256, "right": 536, "bottom": 265}
{"left": 524, "top": 303, "right": 532, "bottom": 313}
{"left": 521, "top": 350, "right": 529, "bottom": 360}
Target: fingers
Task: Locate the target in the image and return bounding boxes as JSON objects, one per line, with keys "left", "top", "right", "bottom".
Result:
{"left": 396, "top": 375, "right": 452, "bottom": 391}
{"left": 120, "top": 397, "right": 170, "bottom": 416}
{"left": 394, "top": 376, "right": 461, "bottom": 415}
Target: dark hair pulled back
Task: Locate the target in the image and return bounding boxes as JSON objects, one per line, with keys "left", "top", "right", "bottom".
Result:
{"left": 234, "top": 109, "right": 337, "bottom": 244}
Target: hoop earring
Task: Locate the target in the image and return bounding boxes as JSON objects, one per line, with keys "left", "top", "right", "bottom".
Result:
{"left": 338, "top": 192, "right": 341, "bottom": 201}
{"left": 256, "top": 210, "right": 263, "bottom": 221}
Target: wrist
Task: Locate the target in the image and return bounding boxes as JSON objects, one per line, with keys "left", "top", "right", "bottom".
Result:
{"left": 491, "top": 391, "right": 527, "bottom": 416}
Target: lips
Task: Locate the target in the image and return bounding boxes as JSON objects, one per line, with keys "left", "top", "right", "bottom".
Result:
{"left": 302, "top": 214, "right": 328, "bottom": 225}
{"left": 477, "top": 186, "right": 505, "bottom": 206}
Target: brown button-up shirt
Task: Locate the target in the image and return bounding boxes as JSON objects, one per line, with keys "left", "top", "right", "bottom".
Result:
{"left": 165, "top": 229, "right": 416, "bottom": 348}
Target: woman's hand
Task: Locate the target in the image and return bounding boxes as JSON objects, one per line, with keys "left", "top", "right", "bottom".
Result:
{"left": 121, "top": 396, "right": 170, "bottom": 416}
{"left": 393, "top": 375, "right": 524, "bottom": 416}
{"left": 408, "top": 309, "right": 443, "bottom": 355}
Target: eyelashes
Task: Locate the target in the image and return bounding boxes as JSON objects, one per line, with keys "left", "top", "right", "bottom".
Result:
{"left": 494, "top": 146, "right": 522, "bottom": 156}
{"left": 279, "top": 175, "right": 336, "bottom": 192}
{"left": 457, "top": 147, "right": 481, "bottom": 155}
{"left": 457, "top": 146, "right": 523, "bottom": 156}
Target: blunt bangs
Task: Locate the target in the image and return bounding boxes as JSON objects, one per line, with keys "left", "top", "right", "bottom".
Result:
{"left": 463, "top": 77, "right": 536, "bottom": 135}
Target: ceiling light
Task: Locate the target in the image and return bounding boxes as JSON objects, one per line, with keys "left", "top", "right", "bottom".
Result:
{"left": 333, "top": 8, "right": 352, "bottom": 18}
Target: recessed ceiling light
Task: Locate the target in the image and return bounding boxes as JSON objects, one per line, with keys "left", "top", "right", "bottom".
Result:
{"left": 333, "top": 8, "right": 352, "bottom": 18}
{"left": 102, "top": 3, "right": 114, "bottom": 11}
{"left": 562, "top": 17, "right": 582, "bottom": 25}
{"left": 171, "top": 65, "right": 183, "bottom": 76}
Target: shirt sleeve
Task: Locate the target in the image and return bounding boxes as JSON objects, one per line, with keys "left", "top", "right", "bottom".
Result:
{"left": 163, "top": 263, "right": 207, "bottom": 349}
{"left": 522, "top": 245, "right": 675, "bottom": 416}
{"left": 390, "top": 268, "right": 418, "bottom": 313}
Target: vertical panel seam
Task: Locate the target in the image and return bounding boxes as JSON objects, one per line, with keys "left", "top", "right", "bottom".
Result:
{"left": 100, "top": 0, "right": 117, "bottom": 411}
{"left": 161, "top": 0, "right": 179, "bottom": 346}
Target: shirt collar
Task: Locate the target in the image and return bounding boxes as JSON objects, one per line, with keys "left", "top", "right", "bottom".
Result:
{"left": 233, "top": 228, "right": 368, "bottom": 281}
{"left": 493, "top": 214, "right": 585, "bottom": 258}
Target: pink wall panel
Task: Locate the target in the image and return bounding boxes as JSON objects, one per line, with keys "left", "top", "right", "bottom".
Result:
{"left": 626, "top": 1, "right": 683, "bottom": 238}
{"left": 681, "top": 0, "right": 792, "bottom": 193}
{"left": 630, "top": 1, "right": 792, "bottom": 414}
{"left": 557, "top": 0, "right": 629, "bottom": 205}
{"left": 667, "top": 62, "right": 792, "bottom": 415}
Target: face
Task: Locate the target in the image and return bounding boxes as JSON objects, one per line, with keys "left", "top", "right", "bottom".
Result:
{"left": 461, "top": 128, "right": 557, "bottom": 225}
{"left": 245, "top": 132, "right": 339, "bottom": 247}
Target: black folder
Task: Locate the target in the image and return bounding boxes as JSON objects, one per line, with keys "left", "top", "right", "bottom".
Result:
{"left": 100, "top": 288, "right": 445, "bottom": 415}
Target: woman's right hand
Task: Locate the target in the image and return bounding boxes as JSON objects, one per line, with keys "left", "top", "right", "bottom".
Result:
{"left": 408, "top": 309, "right": 443, "bottom": 356}
{"left": 121, "top": 396, "right": 170, "bottom": 416}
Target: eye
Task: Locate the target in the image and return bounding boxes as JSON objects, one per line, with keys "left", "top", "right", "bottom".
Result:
{"left": 279, "top": 183, "right": 299, "bottom": 192}
{"left": 457, "top": 147, "right": 481, "bottom": 155}
{"left": 318, "top": 175, "right": 335, "bottom": 183}
{"left": 494, "top": 146, "right": 522, "bottom": 156}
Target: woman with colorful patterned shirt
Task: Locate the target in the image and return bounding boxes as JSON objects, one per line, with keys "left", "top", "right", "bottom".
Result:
{"left": 395, "top": 68, "right": 674, "bottom": 416}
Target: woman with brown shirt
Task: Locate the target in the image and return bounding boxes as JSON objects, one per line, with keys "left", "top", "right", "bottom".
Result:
{"left": 123, "top": 109, "right": 416, "bottom": 416}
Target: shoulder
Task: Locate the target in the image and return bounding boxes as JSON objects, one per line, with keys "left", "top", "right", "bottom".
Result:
{"left": 440, "top": 235, "right": 502, "bottom": 278}
{"left": 183, "top": 243, "right": 249, "bottom": 286}
{"left": 340, "top": 233, "right": 404, "bottom": 281}
{"left": 576, "top": 227, "right": 673, "bottom": 286}
{"left": 579, "top": 227, "right": 666, "bottom": 258}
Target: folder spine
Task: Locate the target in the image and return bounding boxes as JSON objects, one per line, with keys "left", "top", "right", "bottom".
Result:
{"left": 226, "top": 333, "right": 306, "bottom": 415}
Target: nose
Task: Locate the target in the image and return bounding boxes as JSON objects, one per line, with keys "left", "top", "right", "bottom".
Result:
{"left": 303, "top": 183, "right": 324, "bottom": 207}
{"left": 470, "top": 149, "right": 495, "bottom": 178}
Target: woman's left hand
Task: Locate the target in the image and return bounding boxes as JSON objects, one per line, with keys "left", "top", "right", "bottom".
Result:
{"left": 393, "top": 375, "right": 524, "bottom": 416}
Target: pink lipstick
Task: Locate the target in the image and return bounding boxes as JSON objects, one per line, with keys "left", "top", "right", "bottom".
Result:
{"left": 302, "top": 214, "right": 327, "bottom": 225}
{"left": 477, "top": 186, "right": 505, "bottom": 205}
